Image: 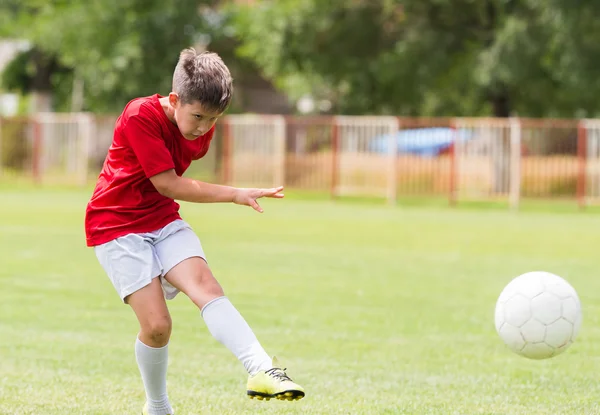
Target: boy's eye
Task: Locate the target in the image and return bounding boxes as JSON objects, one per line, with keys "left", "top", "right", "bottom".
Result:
{"left": 194, "top": 114, "right": 219, "bottom": 122}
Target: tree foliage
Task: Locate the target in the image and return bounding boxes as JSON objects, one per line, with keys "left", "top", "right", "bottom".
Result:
{"left": 3, "top": 0, "right": 600, "bottom": 117}
{"left": 1, "top": 0, "right": 220, "bottom": 112}
{"left": 233, "top": 0, "right": 600, "bottom": 117}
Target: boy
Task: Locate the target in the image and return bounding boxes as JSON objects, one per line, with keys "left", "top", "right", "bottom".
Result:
{"left": 85, "top": 48, "right": 305, "bottom": 415}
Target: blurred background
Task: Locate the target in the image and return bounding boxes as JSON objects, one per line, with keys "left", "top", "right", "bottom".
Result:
{"left": 2, "top": 0, "right": 600, "bottom": 207}
{"left": 4, "top": 3, "right": 600, "bottom": 414}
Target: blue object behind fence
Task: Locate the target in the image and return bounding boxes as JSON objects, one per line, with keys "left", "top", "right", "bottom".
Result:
{"left": 369, "top": 128, "right": 475, "bottom": 157}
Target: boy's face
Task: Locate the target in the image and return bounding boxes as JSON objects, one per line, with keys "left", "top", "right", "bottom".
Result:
{"left": 169, "top": 93, "right": 222, "bottom": 140}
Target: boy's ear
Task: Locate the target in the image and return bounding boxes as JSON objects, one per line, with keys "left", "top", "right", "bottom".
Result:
{"left": 168, "top": 92, "right": 180, "bottom": 108}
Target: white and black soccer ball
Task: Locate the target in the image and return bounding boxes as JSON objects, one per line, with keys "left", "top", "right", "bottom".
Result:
{"left": 494, "top": 271, "right": 582, "bottom": 359}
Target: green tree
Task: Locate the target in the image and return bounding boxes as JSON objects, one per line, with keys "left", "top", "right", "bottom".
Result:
{"left": 233, "top": 0, "right": 600, "bottom": 117}
{"left": 1, "top": 0, "right": 222, "bottom": 112}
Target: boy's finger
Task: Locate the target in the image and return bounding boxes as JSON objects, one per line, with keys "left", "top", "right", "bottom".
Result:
{"left": 261, "top": 188, "right": 279, "bottom": 197}
{"left": 250, "top": 199, "right": 263, "bottom": 213}
{"left": 261, "top": 189, "right": 285, "bottom": 199}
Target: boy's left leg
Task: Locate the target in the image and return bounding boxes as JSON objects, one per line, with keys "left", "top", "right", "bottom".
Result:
{"left": 164, "top": 257, "right": 304, "bottom": 401}
{"left": 164, "top": 257, "right": 271, "bottom": 374}
{"left": 153, "top": 222, "right": 304, "bottom": 400}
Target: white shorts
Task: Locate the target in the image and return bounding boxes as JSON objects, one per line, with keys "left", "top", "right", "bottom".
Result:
{"left": 94, "top": 219, "right": 206, "bottom": 302}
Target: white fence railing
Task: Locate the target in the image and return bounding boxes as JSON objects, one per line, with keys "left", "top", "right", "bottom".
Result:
{"left": 222, "top": 115, "right": 285, "bottom": 188}
{"left": 581, "top": 120, "right": 600, "bottom": 204}
{"left": 334, "top": 116, "right": 398, "bottom": 203}
{"left": 35, "top": 113, "right": 92, "bottom": 186}
{"left": 454, "top": 118, "right": 520, "bottom": 209}
{"left": 2, "top": 113, "right": 599, "bottom": 208}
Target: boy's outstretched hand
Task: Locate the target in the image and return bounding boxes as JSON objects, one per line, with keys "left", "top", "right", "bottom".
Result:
{"left": 233, "top": 186, "right": 285, "bottom": 213}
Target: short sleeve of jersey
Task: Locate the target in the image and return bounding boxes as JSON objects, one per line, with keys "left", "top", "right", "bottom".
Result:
{"left": 122, "top": 105, "right": 175, "bottom": 178}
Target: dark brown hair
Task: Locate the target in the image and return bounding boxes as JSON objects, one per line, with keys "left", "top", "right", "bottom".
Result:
{"left": 172, "top": 48, "right": 233, "bottom": 112}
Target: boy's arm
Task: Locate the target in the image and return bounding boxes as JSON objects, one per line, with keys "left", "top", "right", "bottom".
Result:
{"left": 150, "top": 169, "right": 284, "bottom": 213}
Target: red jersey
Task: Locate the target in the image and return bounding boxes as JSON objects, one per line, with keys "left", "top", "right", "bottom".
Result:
{"left": 85, "top": 94, "right": 214, "bottom": 246}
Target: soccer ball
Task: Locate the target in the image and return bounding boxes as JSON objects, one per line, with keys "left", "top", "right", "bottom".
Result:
{"left": 494, "top": 271, "right": 582, "bottom": 359}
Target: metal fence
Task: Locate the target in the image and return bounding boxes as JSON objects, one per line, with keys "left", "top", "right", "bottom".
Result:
{"left": 1, "top": 113, "right": 598, "bottom": 208}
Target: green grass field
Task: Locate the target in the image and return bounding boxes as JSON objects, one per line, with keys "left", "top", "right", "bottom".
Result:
{"left": 2, "top": 188, "right": 600, "bottom": 414}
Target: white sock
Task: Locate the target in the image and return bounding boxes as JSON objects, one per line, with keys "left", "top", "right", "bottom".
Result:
{"left": 135, "top": 338, "right": 173, "bottom": 415}
{"left": 201, "top": 296, "right": 272, "bottom": 375}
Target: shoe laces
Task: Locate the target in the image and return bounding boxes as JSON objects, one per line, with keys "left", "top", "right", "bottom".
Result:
{"left": 265, "top": 367, "right": 293, "bottom": 382}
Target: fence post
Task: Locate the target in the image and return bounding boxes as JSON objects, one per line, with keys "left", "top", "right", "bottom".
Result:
{"left": 449, "top": 118, "right": 458, "bottom": 206}
{"left": 273, "top": 115, "right": 286, "bottom": 187}
{"left": 32, "top": 117, "right": 43, "bottom": 185}
{"left": 386, "top": 117, "right": 398, "bottom": 205}
{"left": 509, "top": 117, "right": 522, "bottom": 211}
{"left": 78, "top": 113, "right": 92, "bottom": 187}
{"left": 221, "top": 118, "right": 232, "bottom": 186}
{"left": 0, "top": 117, "right": 3, "bottom": 178}
{"left": 577, "top": 120, "right": 587, "bottom": 209}
{"left": 330, "top": 117, "right": 339, "bottom": 199}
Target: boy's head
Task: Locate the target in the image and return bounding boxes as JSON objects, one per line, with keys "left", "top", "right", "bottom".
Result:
{"left": 169, "top": 48, "right": 233, "bottom": 140}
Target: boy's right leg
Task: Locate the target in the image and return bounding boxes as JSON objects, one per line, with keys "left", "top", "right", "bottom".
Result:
{"left": 95, "top": 234, "right": 175, "bottom": 415}
{"left": 128, "top": 278, "right": 174, "bottom": 415}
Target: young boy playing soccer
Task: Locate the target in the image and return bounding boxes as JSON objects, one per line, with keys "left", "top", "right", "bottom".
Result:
{"left": 85, "top": 48, "right": 305, "bottom": 415}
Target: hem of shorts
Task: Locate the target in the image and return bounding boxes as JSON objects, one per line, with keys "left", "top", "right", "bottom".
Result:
{"left": 86, "top": 215, "right": 182, "bottom": 247}
{"left": 119, "top": 277, "right": 155, "bottom": 303}
{"left": 162, "top": 253, "right": 207, "bottom": 277}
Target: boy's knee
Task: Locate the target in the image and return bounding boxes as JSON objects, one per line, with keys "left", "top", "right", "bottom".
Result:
{"left": 144, "top": 316, "right": 172, "bottom": 344}
{"left": 205, "top": 278, "right": 225, "bottom": 297}
{"left": 191, "top": 276, "right": 225, "bottom": 309}
{"left": 194, "top": 264, "right": 225, "bottom": 297}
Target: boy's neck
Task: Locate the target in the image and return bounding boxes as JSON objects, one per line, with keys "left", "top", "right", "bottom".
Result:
{"left": 159, "top": 96, "right": 177, "bottom": 124}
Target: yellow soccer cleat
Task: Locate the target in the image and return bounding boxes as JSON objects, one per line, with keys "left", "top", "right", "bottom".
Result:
{"left": 142, "top": 402, "right": 172, "bottom": 415}
{"left": 247, "top": 357, "right": 305, "bottom": 401}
